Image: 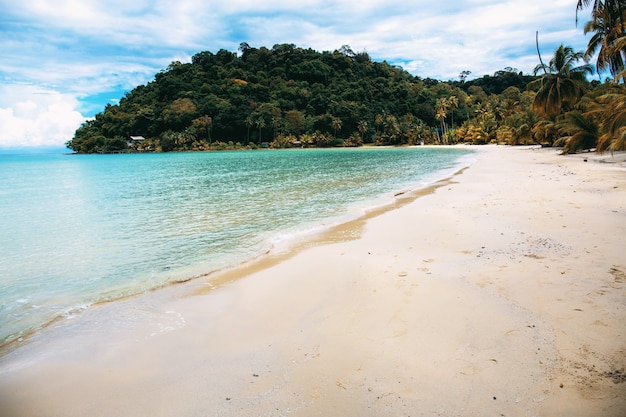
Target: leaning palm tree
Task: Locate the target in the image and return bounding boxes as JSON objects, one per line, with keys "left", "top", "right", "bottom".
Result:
{"left": 577, "top": 1, "right": 625, "bottom": 29}
{"left": 435, "top": 97, "right": 449, "bottom": 142}
{"left": 592, "top": 88, "right": 626, "bottom": 151}
{"left": 584, "top": 3, "right": 625, "bottom": 80}
{"left": 555, "top": 111, "right": 600, "bottom": 153}
{"left": 532, "top": 118, "right": 560, "bottom": 147}
{"left": 531, "top": 44, "right": 593, "bottom": 118}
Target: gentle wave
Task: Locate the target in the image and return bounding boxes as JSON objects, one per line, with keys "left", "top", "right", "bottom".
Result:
{"left": 0, "top": 147, "right": 474, "bottom": 345}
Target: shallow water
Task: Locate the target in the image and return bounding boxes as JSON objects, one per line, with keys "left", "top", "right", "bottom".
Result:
{"left": 0, "top": 147, "right": 473, "bottom": 345}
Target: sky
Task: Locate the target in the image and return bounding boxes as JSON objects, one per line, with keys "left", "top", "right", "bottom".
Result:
{"left": 0, "top": 0, "right": 593, "bottom": 150}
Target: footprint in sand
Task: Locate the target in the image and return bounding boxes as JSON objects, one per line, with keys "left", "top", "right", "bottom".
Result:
{"left": 609, "top": 267, "right": 625, "bottom": 283}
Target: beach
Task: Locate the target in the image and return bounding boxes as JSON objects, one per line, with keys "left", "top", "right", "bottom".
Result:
{"left": 0, "top": 145, "right": 624, "bottom": 416}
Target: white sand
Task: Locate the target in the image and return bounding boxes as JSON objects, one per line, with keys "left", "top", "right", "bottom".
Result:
{"left": 0, "top": 145, "right": 624, "bottom": 417}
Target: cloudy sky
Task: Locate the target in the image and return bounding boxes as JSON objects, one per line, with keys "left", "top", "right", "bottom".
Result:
{"left": 1, "top": 0, "right": 592, "bottom": 149}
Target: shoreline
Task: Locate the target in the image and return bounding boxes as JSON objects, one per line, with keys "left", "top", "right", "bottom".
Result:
{"left": 0, "top": 147, "right": 474, "bottom": 353}
{"left": 0, "top": 145, "right": 624, "bottom": 416}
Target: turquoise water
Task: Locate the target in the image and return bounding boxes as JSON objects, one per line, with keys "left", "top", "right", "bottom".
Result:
{"left": 0, "top": 147, "right": 473, "bottom": 345}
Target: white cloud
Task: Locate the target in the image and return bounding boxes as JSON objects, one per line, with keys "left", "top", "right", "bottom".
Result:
{"left": 0, "top": 85, "right": 86, "bottom": 148}
{"left": 0, "top": 0, "right": 595, "bottom": 148}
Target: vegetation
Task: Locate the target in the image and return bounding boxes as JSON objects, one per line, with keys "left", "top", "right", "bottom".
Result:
{"left": 67, "top": 2, "right": 626, "bottom": 155}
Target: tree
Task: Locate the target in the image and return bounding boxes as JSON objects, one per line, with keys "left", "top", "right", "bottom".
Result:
{"left": 162, "top": 98, "right": 197, "bottom": 130}
{"left": 532, "top": 119, "right": 560, "bottom": 147}
{"left": 531, "top": 44, "right": 593, "bottom": 118}
{"left": 583, "top": 2, "right": 626, "bottom": 81}
{"left": 66, "top": 43, "right": 546, "bottom": 153}
{"left": 245, "top": 116, "right": 253, "bottom": 144}
{"left": 284, "top": 109, "right": 305, "bottom": 135}
{"left": 192, "top": 115, "right": 212, "bottom": 144}
{"left": 589, "top": 86, "right": 626, "bottom": 151}
{"left": 576, "top": 0, "right": 625, "bottom": 31}
{"left": 255, "top": 117, "right": 266, "bottom": 144}
{"left": 357, "top": 120, "right": 368, "bottom": 142}
{"left": 459, "top": 70, "right": 471, "bottom": 83}
{"left": 374, "top": 113, "right": 384, "bottom": 137}
{"left": 448, "top": 95, "right": 459, "bottom": 129}
{"left": 331, "top": 116, "right": 343, "bottom": 138}
{"left": 554, "top": 111, "right": 599, "bottom": 153}
{"left": 435, "top": 98, "right": 449, "bottom": 143}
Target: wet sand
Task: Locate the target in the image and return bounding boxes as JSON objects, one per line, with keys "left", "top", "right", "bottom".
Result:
{"left": 0, "top": 145, "right": 624, "bottom": 417}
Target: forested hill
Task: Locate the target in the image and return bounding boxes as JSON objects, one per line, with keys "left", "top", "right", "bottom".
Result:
{"left": 67, "top": 43, "right": 537, "bottom": 153}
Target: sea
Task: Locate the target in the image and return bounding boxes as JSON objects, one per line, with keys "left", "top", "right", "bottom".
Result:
{"left": 0, "top": 147, "right": 474, "bottom": 347}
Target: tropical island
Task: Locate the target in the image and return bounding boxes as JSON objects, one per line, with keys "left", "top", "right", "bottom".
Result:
{"left": 67, "top": 1, "right": 625, "bottom": 154}
{"left": 3, "top": 3, "right": 625, "bottom": 417}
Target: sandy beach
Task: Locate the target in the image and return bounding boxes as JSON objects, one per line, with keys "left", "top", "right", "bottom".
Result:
{"left": 0, "top": 145, "right": 624, "bottom": 417}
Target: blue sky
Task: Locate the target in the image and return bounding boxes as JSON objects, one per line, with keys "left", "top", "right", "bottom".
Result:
{"left": 0, "top": 0, "right": 592, "bottom": 149}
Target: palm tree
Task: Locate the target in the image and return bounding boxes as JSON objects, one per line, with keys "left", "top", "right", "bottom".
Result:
{"left": 357, "top": 120, "right": 368, "bottom": 142}
{"left": 532, "top": 119, "right": 560, "bottom": 147}
{"left": 331, "top": 116, "right": 342, "bottom": 139}
{"left": 577, "top": 0, "right": 625, "bottom": 82}
{"left": 255, "top": 117, "right": 266, "bottom": 145}
{"left": 590, "top": 87, "right": 626, "bottom": 152}
{"left": 554, "top": 111, "right": 600, "bottom": 153}
{"left": 435, "top": 98, "right": 449, "bottom": 143}
{"left": 245, "top": 116, "right": 253, "bottom": 144}
{"left": 584, "top": 3, "right": 625, "bottom": 80}
{"left": 576, "top": 0, "right": 625, "bottom": 31}
{"left": 448, "top": 95, "right": 459, "bottom": 129}
{"left": 507, "top": 109, "right": 540, "bottom": 145}
{"left": 374, "top": 113, "right": 384, "bottom": 138}
{"left": 531, "top": 44, "right": 593, "bottom": 118}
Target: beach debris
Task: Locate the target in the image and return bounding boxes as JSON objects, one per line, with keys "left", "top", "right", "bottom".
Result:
{"left": 605, "top": 368, "right": 626, "bottom": 384}
{"left": 398, "top": 271, "right": 408, "bottom": 277}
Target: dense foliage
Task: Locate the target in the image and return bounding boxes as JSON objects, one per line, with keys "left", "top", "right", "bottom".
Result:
{"left": 67, "top": 2, "right": 626, "bottom": 154}
{"left": 66, "top": 44, "right": 539, "bottom": 153}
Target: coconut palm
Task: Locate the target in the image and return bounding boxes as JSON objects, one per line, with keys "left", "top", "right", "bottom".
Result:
{"left": 532, "top": 119, "right": 560, "bottom": 147}
{"left": 577, "top": 0, "right": 625, "bottom": 82}
{"left": 584, "top": 3, "right": 626, "bottom": 80}
{"left": 435, "top": 98, "right": 449, "bottom": 142}
{"left": 448, "top": 95, "right": 459, "bottom": 128}
{"left": 577, "top": 0, "right": 625, "bottom": 31}
{"left": 357, "top": 120, "right": 368, "bottom": 142}
{"left": 245, "top": 116, "right": 253, "bottom": 144}
{"left": 255, "top": 116, "right": 266, "bottom": 144}
{"left": 331, "top": 116, "right": 342, "bottom": 138}
{"left": 531, "top": 44, "right": 593, "bottom": 118}
{"left": 507, "top": 109, "right": 540, "bottom": 145}
{"left": 374, "top": 113, "right": 384, "bottom": 137}
{"left": 591, "top": 87, "right": 626, "bottom": 151}
{"left": 555, "top": 111, "right": 599, "bottom": 153}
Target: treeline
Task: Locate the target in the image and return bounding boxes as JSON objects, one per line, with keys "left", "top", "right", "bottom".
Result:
{"left": 66, "top": 44, "right": 540, "bottom": 153}
{"left": 68, "top": 0, "right": 626, "bottom": 155}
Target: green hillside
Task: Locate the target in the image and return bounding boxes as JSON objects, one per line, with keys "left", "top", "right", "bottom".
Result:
{"left": 67, "top": 42, "right": 624, "bottom": 154}
{"left": 66, "top": 44, "right": 538, "bottom": 153}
